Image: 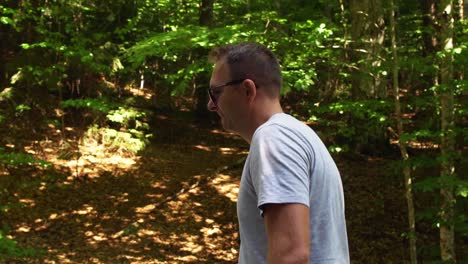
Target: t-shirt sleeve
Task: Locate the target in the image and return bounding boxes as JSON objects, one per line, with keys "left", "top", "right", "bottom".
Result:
{"left": 249, "top": 124, "right": 311, "bottom": 215}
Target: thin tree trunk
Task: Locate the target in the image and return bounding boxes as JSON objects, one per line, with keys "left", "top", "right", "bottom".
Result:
{"left": 437, "top": 0, "right": 456, "bottom": 262}
{"left": 194, "top": 0, "right": 214, "bottom": 119}
{"left": 348, "top": 0, "right": 385, "bottom": 99}
{"left": 460, "top": 0, "right": 465, "bottom": 19}
{"left": 457, "top": 0, "right": 464, "bottom": 19}
{"left": 349, "top": 0, "right": 369, "bottom": 99}
{"left": 370, "top": 0, "right": 386, "bottom": 99}
{"left": 340, "top": 0, "right": 348, "bottom": 57}
{"left": 421, "top": 0, "right": 438, "bottom": 55}
{"left": 389, "top": 0, "right": 417, "bottom": 262}
{"left": 199, "top": 0, "right": 214, "bottom": 27}
{"left": 319, "top": 0, "right": 347, "bottom": 102}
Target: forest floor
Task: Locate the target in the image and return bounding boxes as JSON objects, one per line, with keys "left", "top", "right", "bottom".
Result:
{"left": 1, "top": 90, "right": 465, "bottom": 263}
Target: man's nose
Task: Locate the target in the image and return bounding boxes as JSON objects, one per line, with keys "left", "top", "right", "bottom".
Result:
{"left": 207, "top": 98, "right": 217, "bottom": 112}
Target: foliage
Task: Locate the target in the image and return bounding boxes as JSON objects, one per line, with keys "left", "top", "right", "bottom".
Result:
{"left": 107, "top": 107, "right": 149, "bottom": 130}
{"left": 122, "top": 11, "right": 337, "bottom": 96}
{"left": 312, "top": 99, "right": 393, "bottom": 154}
{"left": 61, "top": 97, "right": 151, "bottom": 155}
{"left": 0, "top": 230, "right": 39, "bottom": 259}
{"left": 61, "top": 98, "right": 120, "bottom": 113}
{"left": 83, "top": 125, "right": 149, "bottom": 155}
{"left": 0, "top": 148, "right": 51, "bottom": 168}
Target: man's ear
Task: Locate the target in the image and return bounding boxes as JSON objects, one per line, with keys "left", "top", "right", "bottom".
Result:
{"left": 243, "top": 79, "right": 257, "bottom": 103}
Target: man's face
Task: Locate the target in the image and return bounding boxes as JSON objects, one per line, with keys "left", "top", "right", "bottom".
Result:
{"left": 208, "top": 61, "right": 246, "bottom": 133}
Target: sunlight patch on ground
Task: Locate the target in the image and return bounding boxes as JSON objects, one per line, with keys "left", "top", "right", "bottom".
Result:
{"left": 179, "top": 234, "right": 204, "bottom": 254}
{"left": 125, "top": 86, "right": 153, "bottom": 99}
{"left": 146, "top": 231, "right": 171, "bottom": 247}
{"left": 209, "top": 173, "right": 239, "bottom": 203}
{"left": 19, "top": 198, "right": 35, "bottom": 207}
{"left": 201, "top": 222, "right": 239, "bottom": 261}
{"left": 173, "top": 187, "right": 238, "bottom": 262}
{"left": 145, "top": 193, "right": 164, "bottom": 200}
{"left": 193, "top": 144, "right": 212, "bottom": 151}
{"left": 197, "top": 130, "right": 248, "bottom": 156}
{"left": 33, "top": 218, "right": 50, "bottom": 232}
{"left": 151, "top": 181, "right": 168, "bottom": 190}
{"left": 135, "top": 204, "right": 156, "bottom": 214}
{"left": 108, "top": 192, "right": 129, "bottom": 203}
{"left": 48, "top": 212, "right": 67, "bottom": 220}
{"left": 44, "top": 252, "right": 75, "bottom": 264}
{"left": 85, "top": 230, "right": 108, "bottom": 243}
{"left": 176, "top": 255, "right": 200, "bottom": 262}
{"left": 119, "top": 182, "right": 240, "bottom": 263}
{"left": 137, "top": 228, "right": 157, "bottom": 236}
{"left": 16, "top": 225, "right": 31, "bottom": 233}
{"left": 29, "top": 135, "right": 140, "bottom": 180}
{"left": 192, "top": 212, "right": 204, "bottom": 223}
{"left": 209, "top": 129, "right": 229, "bottom": 135}
{"left": 219, "top": 147, "right": 248, "bottom": 155}
{"left": 72, "top": 204, "right": 96, "bottom": 216}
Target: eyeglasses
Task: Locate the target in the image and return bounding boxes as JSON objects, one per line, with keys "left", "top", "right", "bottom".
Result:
{"left": 208, "top": 79, "right": 246, "bottom": 106}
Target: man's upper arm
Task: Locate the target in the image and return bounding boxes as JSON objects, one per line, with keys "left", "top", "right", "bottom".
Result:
{"left": 263, "top": 203, "right": 310, "bottom": 264}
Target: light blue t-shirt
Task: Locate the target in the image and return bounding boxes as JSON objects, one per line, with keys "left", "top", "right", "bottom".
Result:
{"left": 237, "top": 113, "right": 349, "bottom": 264}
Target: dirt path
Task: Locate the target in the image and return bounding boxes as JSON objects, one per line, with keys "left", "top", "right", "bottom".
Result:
{"left": 2, "top": 109, "right": 422, "bottom": 263}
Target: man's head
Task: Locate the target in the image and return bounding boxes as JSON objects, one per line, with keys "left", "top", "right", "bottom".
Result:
{"left": 207, "top": 42, "right": 283, "bottom": 142}
{"left": 208, "top": 42, "right": 282, "bottom": 99}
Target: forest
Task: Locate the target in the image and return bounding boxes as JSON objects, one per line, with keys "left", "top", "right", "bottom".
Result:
{"left": 0, "top": 0, "right": 467, "bottom": 263}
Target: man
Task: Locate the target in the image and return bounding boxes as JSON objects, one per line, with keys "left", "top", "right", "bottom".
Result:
{"left": 207, "top": 42, "right": 350, "bottom": 264}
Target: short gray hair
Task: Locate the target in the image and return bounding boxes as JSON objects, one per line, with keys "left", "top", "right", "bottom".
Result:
{"left": 209, "top": 42, "right": 282, "bottom": 98}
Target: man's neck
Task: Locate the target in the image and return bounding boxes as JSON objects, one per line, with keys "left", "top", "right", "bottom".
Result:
{"left": 243, "top": 100, "right": 283, "bottom": 144}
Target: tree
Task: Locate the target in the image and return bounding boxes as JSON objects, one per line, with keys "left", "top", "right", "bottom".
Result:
{"left": 349, "top": 0, "right": 386, "bottom": 99}
{"left": 194, "top": 0, "right": 215, "bottom": 119}
{"left": 389, "top": 0, "right": 418, "bottom": 262}
{"left": 437, "top": 0, "right": 457, "bottom": 261}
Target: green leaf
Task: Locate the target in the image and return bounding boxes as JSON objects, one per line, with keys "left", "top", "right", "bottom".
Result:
{"left": 458, "top": 188, "right": 468, "bottom": 198}
{"left": 0, "top": 16, "right": 12, "bottom": 25}
{"left": 15, "top": 104, "right": 31, "bottom": 112}
{"left": 0, "top": 87, "right": 13, "bottom": 102}
{"left": 112, "top": 58, "right": 124, "bottom": 73}
{"left": 20, "top": 43, "right": 30, "bottom": 49}
{"left": 456, "top": 179, "right": 468, "bottom": 197}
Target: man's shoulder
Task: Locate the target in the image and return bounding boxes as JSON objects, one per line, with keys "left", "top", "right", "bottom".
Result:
{"left": 254, "top": 113, "right": 314, "bottom": 143}
{"left": 257, "top": 113, "right": 306, "bottom": 133}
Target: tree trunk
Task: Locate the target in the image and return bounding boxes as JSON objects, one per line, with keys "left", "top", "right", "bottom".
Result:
{"left": 199, "top": 0, "right": 214, "bottom": 27}
{"left": 421, "top": 0, "right": 438, "bottom": 56}
{"left": 389, "top": 1, "right": 417, "bottom": 263}
{"left": 437, "top": 0, "right": 456, "bottom": 262}
{"left": 194, "top": 0, "right": 214, "bottom": 120}
{"left": 461, "top": 0, "right": 467, "bottom": 19}
{"left": 390, "top": 0, "right": 418, "bottom": 264}
{"left": 348, "top": 0, "right": 385, "bottom": 99}
{"left": 456, "top": 0, "right": 464, "bottom": 19}
{"left": 319, "top": 0, "right": 347, "bottom": 102}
